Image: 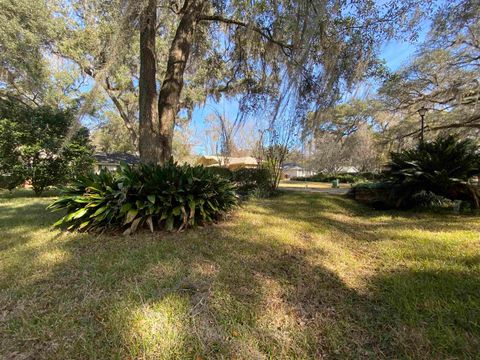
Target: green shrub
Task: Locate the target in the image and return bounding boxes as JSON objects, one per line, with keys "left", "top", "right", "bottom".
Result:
{"left": 232, "top": 168, "right": 272, "bottom": 196}
{"left": 351, "top": 182, "right": 459, "bottom": 211}
{"left": 386, "top": 135, "right": 480, "bottom": 208}
{"left": 0, "top": 99, "right": 94, "bottom": 194}
{"left": 48, "top": 161, "right": 238, "bottom": 234}
{"left": 207, "top": 167, "right": 272, "bottom": 197}
{"left": 410, "top": 190, "right": 450, "bottom": 208}
{"left": 292, "top": 172, "right": 381, "bottom": 184}
{"left": 209, "top": 167, "right": 233, "bottom": 180}
{"left": 0, "top": 169, "right": 26, "bottom": 191}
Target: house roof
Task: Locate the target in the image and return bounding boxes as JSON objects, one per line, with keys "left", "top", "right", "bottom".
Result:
{"left": 337, "top": 166, "right": 359, "bottom": 173}
{"left": 94, "top": 152, "right": 140, "bottom": 165}
{"left": 197, "top": 155, "right": 259, "bottom": 167}
{"left": 282, "top": 163, "right": 305, "bottom": 170}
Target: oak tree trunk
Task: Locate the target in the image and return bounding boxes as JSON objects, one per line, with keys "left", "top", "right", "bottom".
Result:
{"left": 138, "top": 0, "right": 161, "bottom": 163}
{"left": 155, "top": 0, "right": 204, "bottom": 164}
{"left": 139, "top": 0, "right": 204, "bottom": 164}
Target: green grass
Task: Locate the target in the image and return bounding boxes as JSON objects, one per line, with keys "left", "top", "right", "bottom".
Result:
{"left": 279, "top": 180, "right": 351, "bottom": 189}
{"left": 1, "top": 189, "right": 479, "bottom": 359}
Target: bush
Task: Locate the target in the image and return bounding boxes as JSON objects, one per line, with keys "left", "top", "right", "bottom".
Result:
{"left": 232, "top": 168, "right": 272, "bottom": 196}
{"left": 348, "top": 182, "right": 398, "bottom": 209}
{"left": 209, "top": 167, "right": 233, "bottom": 180}
{"left": 48, "top": 161, "right": 238, "bottom": 234}
{"left": 208, "top": 167, "right": 272, "bottom": 197}
{"left": 349, "top": 182, "right": 449, "bottom": 210}
{"left": 0, "top": 169, "right": 26, "bottom": 191}
{"left": 292, "top": 172, "right": 381, "bottom": 184}
{"left": 386, "top": 135, "right": 480, "bottom": 209}
{"left": 0, "top": 99, "right": 94, "bottom": 194}
{"left": 410, "top": 190, "right": 450, "bottom": 208}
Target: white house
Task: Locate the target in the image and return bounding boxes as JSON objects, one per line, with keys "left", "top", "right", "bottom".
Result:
{"left": 282, "top": 163, "right": 316, "bottom": 179}
{"left": 319, "top": 166, "right": 360, "bottom": 174}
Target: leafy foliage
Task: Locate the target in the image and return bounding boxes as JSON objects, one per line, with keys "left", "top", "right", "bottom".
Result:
{"left": 386, "top": 135, "right": 480, "bottom": 208}
{"left": 0, "top": 0, "right": 83, "bottom": 108}
{"left": 209, "top": 167, "right": 272, "bottom": 196}
{"left": 410, "top": 190, "right": 450, "bottom": 209}
{"left": 293, "top": 172, "right": 381, "bottom": 184}
{"left": 378, "top": 0, "right": 480, "bottom": 142}
{"left": 232, "top": 168, "right": 272, "bottom": 197}
{"left": 49, "top": 161, "right": 238, "bottom": 233}
{"left": 208, "top": 167, "right": 234, "bottom": 179}
{"left": 261, "top": 144, "right": 290, "bottom": 191}
{"left": 0, "top": 98, "right": 94, "bottom": 194}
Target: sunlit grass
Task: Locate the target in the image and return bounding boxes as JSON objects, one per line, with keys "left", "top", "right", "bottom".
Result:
{"left": 279, "top": 180, "right": 351, "bottom": 189}
{"left": 1, "top": 189, "right": 479, "bottom": 358}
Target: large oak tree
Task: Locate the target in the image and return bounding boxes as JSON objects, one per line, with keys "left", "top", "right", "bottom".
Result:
{"left": 135, "top": 0, "right": 426, "bottom": 164}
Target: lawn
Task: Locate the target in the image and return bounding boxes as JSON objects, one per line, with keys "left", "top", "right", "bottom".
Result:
{"left": 279, "top": 180, "right": 351, "bottom": 189}
{"left": 1, "top": 190, "right": 479, "bottom": 359}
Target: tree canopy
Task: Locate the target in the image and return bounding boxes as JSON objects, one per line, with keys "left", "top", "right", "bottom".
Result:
{"left": 1, "top": 0, "right": 476, "bottom": 167}
{"left": 379, "top": 0, "right": 480, "bottom": 140}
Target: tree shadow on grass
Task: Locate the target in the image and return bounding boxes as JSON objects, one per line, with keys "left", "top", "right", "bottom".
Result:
{"left": 0, "top": 198, "right": 375, "bottom": 358}
{"left": 1, "top": 192, "right": 479, "bottom": 359}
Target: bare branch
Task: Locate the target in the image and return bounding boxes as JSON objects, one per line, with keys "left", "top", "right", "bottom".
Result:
{"left": 198, "top": 15, "right": 293, "bottom": 52}
{"left": 391, "top": 113, "right": 480, "bottom": 143}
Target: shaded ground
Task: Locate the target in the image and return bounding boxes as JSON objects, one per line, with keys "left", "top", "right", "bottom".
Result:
{"left": 1, "top": 189, "right": 479, "bottom": 359}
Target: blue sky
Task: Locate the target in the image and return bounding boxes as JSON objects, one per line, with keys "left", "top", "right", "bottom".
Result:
{"left": 381, "top": 39, "right": 419, "bottom": 72}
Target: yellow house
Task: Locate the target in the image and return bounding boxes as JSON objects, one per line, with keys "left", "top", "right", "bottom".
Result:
{"left": 196, "top": 155, "right": 259, "bottom": 170}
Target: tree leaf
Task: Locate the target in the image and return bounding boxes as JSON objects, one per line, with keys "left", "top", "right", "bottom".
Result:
{"left": 91, "top": 206, "right": 107, "bottom": 218}
{"left": 72, "top": 208, "right": 88, "bottom": 219}
{"left": 146, "top": 216, "right": 154, "bottom": 232}
{"left": 130, "top": 217, "right": 142, "bottom": 233}
{"left": 165, "top": 216, "right": 174, "bottom": 231}
{"left": 124, "top": 209, "right": 138, "bottom": 224}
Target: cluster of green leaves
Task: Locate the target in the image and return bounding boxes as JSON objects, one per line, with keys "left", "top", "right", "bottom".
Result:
{"left": 386, "top": 135, "right": 480, "bottom": 208}
{"left": 208, "top": 167, "right": 234, "bottom": 179}
{"left": 209, "top": 167, "right": 272, "bottom": 196}
{"left": 49, "top": 161, "right": 238, "bottom": 234}
{"left": 0, "top": 97, "right": 94, "bottom": 194}
{"left": 233, "top": 168, "right": 272, "bottom": 196}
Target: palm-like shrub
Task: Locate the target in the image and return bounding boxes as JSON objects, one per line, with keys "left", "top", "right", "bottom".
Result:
{"left": 48, "top": 161, "right": 238, "bottom": 233}
{"left": 386, "top": 135, "right": 480, "bottom": 208}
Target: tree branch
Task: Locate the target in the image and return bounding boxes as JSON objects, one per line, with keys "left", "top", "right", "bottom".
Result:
{"left": 105, "top": 77, "right": 139, "bottom": 147}
{"left": 391, "top": 112, "right": 480, "bottom": 143}
{"left": 198, "top": 15, "right": 293, "bottom": 52}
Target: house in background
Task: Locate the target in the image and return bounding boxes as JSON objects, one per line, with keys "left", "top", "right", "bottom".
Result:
{"left": 282, "top": 163, "right": 316, "bottom": 179}
{"left": 93, "top": 152, "right": 140, "bottom": 173}
{"left": 335, "top": 166, "right": 359, "bottom": 174}
{"left": 196, "top": 155, "right": 259, "bottom": 170}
